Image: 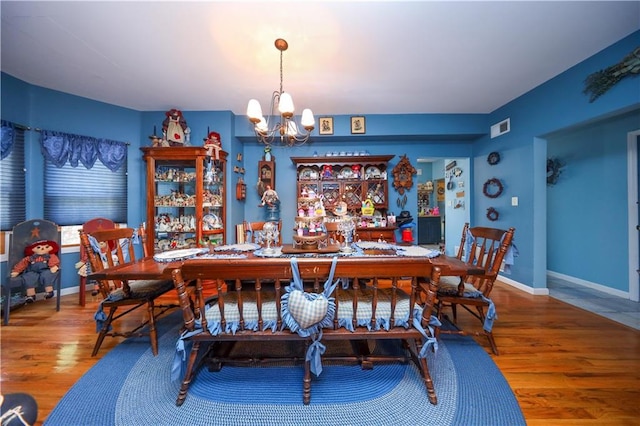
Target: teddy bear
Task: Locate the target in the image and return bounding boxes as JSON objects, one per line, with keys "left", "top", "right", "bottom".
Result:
{"left": 11, "top": 239, "right": 60, "bottom": 303}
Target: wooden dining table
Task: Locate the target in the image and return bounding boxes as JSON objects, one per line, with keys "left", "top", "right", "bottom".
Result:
{"left": 88, "top": 244, "right": 484, "bottom": 284}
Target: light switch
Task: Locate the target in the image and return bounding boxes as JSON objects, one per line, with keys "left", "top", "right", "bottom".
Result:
{"left": 511, "top": 196, "right": 518, "bottom": 206}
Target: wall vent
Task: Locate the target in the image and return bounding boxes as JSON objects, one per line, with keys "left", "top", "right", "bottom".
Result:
{"left": 490, "top": 118, "right": 510, "bottom": 138}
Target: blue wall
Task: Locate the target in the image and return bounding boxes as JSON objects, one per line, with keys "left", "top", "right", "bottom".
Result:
{"left": 2, "top": 30, "right": 639, "bottom": 296}
{"left": 547, "top": 110, "right": 639, "bottom": 292}
{"left": 472, "top": 31, "right": 640, "bottom": 291}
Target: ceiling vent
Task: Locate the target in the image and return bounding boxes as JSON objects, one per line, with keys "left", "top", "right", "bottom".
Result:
{"left": 491, "top": 118, "right": 510, "bottom": 138}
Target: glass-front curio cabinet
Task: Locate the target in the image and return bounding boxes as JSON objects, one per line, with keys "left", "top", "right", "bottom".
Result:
{"left": 141, "top": 147, "right": 227, "bottom": 255}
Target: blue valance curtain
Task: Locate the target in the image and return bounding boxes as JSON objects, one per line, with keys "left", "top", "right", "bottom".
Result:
{"left": 40, "top": 130, "right": 127, "bottom": 171}
{"left": 1, "top": 120, "right": 16, "bottom": 160}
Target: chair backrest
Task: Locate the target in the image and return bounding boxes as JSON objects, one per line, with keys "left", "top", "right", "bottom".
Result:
{"left": 243, "top": 220, "right": 282, "bottom": 246}
{"left": 8, "top": 219, "right": 61, "bottom": 275}
{"left": 454, "top": 223, "right": 515, "bottom": 296}
{"left": 80, "top": 218, "right": 116, "bottom": 262}
{"left": 79, "top": 227, "right": 138, "bottom": 298}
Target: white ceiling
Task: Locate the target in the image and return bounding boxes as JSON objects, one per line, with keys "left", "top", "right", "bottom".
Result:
{"left": 2, "top": 1, "right": 639, "bottom": 116}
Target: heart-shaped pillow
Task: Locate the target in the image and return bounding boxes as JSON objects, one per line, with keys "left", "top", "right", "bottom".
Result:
{"left": 288, "top": 290, "right": 329, "bottom": 329}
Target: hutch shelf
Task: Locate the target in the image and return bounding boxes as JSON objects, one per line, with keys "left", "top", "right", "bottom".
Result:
{"left": 291, "top": 155, "right": 397, "bottom": 242}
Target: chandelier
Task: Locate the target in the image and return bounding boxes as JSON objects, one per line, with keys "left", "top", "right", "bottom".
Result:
{"left": 246, "top": 38, "right": 315, "bottom": 146}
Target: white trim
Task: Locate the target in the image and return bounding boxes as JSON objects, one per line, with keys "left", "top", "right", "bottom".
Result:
{"left": 627, "top": 129, "right": 640, "bottom": 302}
{"left": 547, "top": 270, "right": 630, "bottom": 299}
{"left": 496, "top": 275, "right": 549, "bottom": 295}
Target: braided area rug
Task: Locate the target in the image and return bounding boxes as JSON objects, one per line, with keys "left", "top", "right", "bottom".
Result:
{"left": 45, "top": 312, "right": 524, "bottom": 426}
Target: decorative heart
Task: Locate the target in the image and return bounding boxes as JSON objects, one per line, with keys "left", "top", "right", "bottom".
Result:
{"left": 288, "top": 290, "right": 328, "bottom": 329}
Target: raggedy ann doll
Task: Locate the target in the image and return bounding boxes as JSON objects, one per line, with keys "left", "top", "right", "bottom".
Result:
{"left": 11, "top": 240, "right": 60, "bottom": 303}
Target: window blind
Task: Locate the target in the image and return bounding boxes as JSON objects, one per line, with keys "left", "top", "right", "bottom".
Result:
{"left": 0, "top": 128, "right": 26, "bottom": 230}
{"left": 44, "top": 160, "right": 127, "bottom": 226}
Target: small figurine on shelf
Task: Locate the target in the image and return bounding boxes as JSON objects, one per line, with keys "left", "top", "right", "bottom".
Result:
{"left": 149, "top": 125, "right": 168, "bottom": 147}
{"left": 203, "top": 131, "right": 222, "bottom": 159}
{"left": 351, "top": 164, "right": 361, "bottom": 179}
{"left": 11, "top": 240, "right": 60, "bottom": 303}
{"left": 259, "top": 184, "right": 279, "bottom": 207}
{"left": 322, "top": 164, "right": 333, "bottom": 179}
{"left": 162, "top": 109, "right": 188, "bottom": 147}
{"left": 264, "top": 146, "right": 272, "bottom": 162}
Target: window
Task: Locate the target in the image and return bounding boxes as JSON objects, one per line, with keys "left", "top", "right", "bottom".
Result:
{"left": 44, "top": 159, "right": 127, "bottom": 226}
{"left": 0, "top": 123, "right": 26, "bottom": 230}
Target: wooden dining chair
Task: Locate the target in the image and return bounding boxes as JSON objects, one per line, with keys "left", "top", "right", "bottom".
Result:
{"left": 435, "top": 223, "right": 515, "bottom": 355}
{"left": 243, "top": 220, "right": 282, "bottom": 246}
{"left": 79, "top": 227, "right": 176, "bottom": 356}
{"left": 78, "top": 217, "right": 116, "bottom": 306}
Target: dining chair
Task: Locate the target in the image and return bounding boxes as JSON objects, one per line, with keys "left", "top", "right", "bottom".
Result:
{"left": 2, "top": 219, "right": 62, "bottom": 325}
{"left": 78, "top": 217, "right": 116, "bottom": 306}
{"left": 243, "top": 220, "right": 282, "bottom": 246}
{"left": 79, "top": 227, "right": 176, "bottom": 356}
{"left": 435, "top": 223, "right": 515, "bottom": 355}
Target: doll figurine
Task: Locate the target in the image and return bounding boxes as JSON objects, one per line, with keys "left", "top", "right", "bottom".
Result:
{"left": 259, "top": 185, "right": 279, "bottom": 207}
{"left": 11, "top": 240, "right": 60, "bottom": 303}
{"left": 203, "top": 131, "right": 222, "bottom": 159}
{"left": 162, "top": 109, "right": 188, "bottom": 147}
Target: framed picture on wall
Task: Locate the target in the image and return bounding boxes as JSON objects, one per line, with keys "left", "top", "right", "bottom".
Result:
{"left": 318, "top": 117, "right": 334, "bottom": 135}
{"left": 350, "top": 116, "right": 366, "bottom": 134}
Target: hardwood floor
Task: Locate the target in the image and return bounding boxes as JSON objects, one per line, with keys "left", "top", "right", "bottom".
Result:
{"left": 1, "top": 281, "right": 639, "bottom": 425}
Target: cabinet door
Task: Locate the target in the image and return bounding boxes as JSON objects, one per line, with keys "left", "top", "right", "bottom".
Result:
{"left": 153, "top": 161, "right": 200, "bottom": 252}
{"left": 343, "top": 182, "right": 363, "bottom": 208}
{"left": 365, "top": 181, "right": 387, "bottom": 207}
{"left": 320, "top": 182, "right": 340, "bottom": 208}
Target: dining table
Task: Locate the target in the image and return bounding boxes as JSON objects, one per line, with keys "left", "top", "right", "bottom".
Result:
{"left": 88, "top": 243, "right": 484, "bottom": 287}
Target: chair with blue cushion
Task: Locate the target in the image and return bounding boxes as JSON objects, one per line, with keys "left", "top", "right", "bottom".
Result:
{"left": 2, "top": 219, "right": 62, "bottom": 325}
{"left": 436, "top": 223, "right": 515, "bottom": 355}
{"left": 79, "top": 227, "right": 176, "bottom": 356}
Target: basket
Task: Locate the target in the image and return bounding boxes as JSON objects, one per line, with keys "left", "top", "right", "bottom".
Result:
{"left": 361, "top": 199, "right": 375, "bottom": 216}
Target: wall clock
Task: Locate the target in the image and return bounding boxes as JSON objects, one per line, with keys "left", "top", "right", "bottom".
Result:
{"left": 392, "top": 154, "right": 417, "bottom": 195}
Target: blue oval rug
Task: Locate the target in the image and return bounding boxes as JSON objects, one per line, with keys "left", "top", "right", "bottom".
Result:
{"left": 45, "top": 312, "right": 525, "bottom": 426}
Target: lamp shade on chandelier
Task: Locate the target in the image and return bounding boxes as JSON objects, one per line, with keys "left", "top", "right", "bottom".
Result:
{"left": 247, "top": 39, "right": 315, "bottom": 146}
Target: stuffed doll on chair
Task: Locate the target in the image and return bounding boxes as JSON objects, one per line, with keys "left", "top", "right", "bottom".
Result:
{"left": 10, "top": 240, "right": 60, "bottom": 303}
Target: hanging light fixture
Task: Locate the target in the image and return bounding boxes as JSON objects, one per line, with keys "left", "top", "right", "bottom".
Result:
{"left": 247, "top": 38, "right": 315, "bottom": 146}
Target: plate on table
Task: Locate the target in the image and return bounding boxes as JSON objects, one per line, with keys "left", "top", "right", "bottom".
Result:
{"left": 213, "top": 243, "right": 261, "bottom": 252}
{"left": 395, "top": 246, "right": 440, "bottom": 258}
{"left": 153, "top": 248, "right": 208, "bottom": 263}
{"left": 254, "top": 246, "right": 283, "bottom": 257}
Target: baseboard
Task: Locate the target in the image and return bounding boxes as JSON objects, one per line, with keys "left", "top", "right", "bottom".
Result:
{"left": 496, "top": 275, "right": 549, "bottom": 295}
{"left": 547, "top": 270, "right": 629, "bottom": 299}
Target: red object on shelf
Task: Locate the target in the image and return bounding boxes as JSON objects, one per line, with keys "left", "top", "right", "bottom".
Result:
{"left": 401, "top": 228, "right": 413, "bottom": 243}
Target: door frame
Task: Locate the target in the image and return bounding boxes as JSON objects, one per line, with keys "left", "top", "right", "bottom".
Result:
{"left": 626, "top": 129, "right": 640, "bottom": 302}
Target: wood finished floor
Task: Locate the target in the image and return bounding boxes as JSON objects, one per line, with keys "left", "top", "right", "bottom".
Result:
{"left": 1, "top": 281, "right": 639, "bottom": 426}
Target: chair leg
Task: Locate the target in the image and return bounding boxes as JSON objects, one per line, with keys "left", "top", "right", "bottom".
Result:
{"left": 147, "top": 300, "right": 159, "bottom": 356}
{"left": 485, "top": 331, "right": 499, "bottom": 355}
{"left": 92, "top": 308, "right": 116, "bottom": 357}
{"left": 2, "top": 288, "right": 9, "bottom": 326}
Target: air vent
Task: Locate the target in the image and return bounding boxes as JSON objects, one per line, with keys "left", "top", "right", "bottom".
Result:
{"left": 491, "top": 118, "right": 510, "bottom": 138}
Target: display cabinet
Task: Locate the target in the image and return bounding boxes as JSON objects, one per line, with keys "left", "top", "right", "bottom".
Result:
{"left": 141, "top": 147, "right": 227, "bottom": 254}
{"left": 291, "top": 155, "right": 397, "bottom": 242}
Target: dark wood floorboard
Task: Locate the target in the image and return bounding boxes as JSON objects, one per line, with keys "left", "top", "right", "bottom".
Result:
{"left": 1, "top": 282, "right": 639, "bottom": 425}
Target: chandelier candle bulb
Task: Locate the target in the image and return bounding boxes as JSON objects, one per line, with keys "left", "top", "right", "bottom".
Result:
{"left": 247, "top": 99, "right": 263, "bottom": 122}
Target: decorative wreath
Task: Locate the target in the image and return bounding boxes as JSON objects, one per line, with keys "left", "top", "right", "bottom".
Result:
{"left": 486, "top": 207, "right": 499, "bottom": 221}
{"left": 487, "top": 151, "right": 500, "bottom": 165}
{"left": 483, "top": 178, "right": 503, "bottom": 198}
